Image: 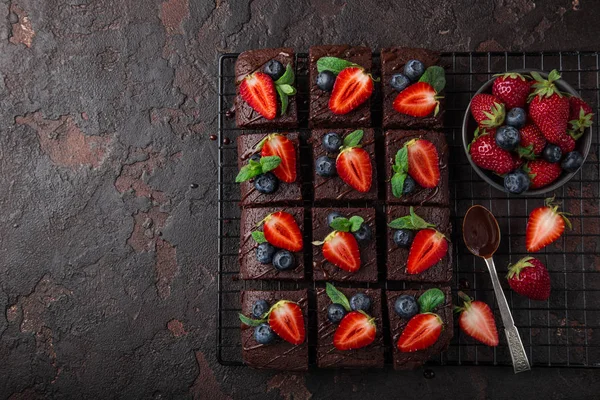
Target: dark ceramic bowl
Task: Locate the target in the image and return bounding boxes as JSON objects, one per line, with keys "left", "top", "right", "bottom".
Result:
{"left": 462, "top": 69, "right": 592, "bottom": 195}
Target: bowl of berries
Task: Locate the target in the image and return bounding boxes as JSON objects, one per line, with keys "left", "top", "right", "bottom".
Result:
{"left": 462, "top": 69, "right": 593, "bottom": 195}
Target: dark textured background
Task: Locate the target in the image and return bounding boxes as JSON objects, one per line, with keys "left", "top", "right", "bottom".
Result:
{"left": 1, "top": 0, "right": 600, "bottom": 398}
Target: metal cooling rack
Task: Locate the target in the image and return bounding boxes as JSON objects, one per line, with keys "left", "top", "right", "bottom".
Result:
{"left": 217, "top": 51, "right": 600, "bottom": 368}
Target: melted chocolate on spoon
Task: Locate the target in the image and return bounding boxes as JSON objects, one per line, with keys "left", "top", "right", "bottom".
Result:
{"left": 463, "top": 205, "right": 500, "bottom": 258}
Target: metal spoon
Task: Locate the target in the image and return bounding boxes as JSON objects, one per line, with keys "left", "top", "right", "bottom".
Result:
{"left": 462, "top": 205, "right": 531, "bottom": 373}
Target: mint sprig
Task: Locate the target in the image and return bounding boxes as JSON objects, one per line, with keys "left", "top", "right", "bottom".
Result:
{"left": 274, "top": 64, "right": 296, "bottom": 115}
{"left": 235, "top": 155, "right": 281, "bottom": 183}
{"left": 325, "top": 283, "right": 351, "bottom": 312}
{"left": 419, "top": 66, "right": 446, "bottom": 93}
{"left": 391, "top": 146, "right": 409, "bottom": 198}
{"left": 342, "top": 129, "right": 364, "bottom": 148}
{"left": 251, "top": 231, "right": 266, "bottom": 243}
{"left": 317, "top": 57, "right": 358, "bottom": 75}
{"left": 418, "top": 288, "right": 445, "bottom": 313}
{"left": 238, "top": 313, "right": 265, "bottom": 327}
{"left": 329, "top": 215, "right": 365, "bottom": 233}
{"left": 388, "top": 206, "right": 436, "bottom": 230}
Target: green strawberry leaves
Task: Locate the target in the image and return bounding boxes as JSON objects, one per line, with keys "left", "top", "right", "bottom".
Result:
{"left": 238, "top": 313, "right": 264, "bottom": 327}
{"left": 342, "top": 129, "right": 364, "bottom": 148}
{"left": 388, "top": 206, "right": 436, "bottom": 230}
{"left": 235, "top": 155, "right": 281, "bottom": 183}
{"left": 418, "top": 288, "right": 445, "bottom": 313}
{"left": 391, "top": 146, "right": 409, "bottom": 198}
{"left": 419, "top": 66, "right": 446, "bottom": 93}
{"left": 329, "top": 215, "right": 365, "bottom": 233}
{"left": 326, "top": 282, "right": 351, "bottom": 312}
{"left": 274, "top": 64, "right": 297, "bottom": 115}
{"left": 516, "top": 145, "right": 536, "bottom": 160}
{"left": 251, "top": 231, "right": 266, "bottom": 243}
{"left": 317, "top": 57, "right": 358, "bottom": 75}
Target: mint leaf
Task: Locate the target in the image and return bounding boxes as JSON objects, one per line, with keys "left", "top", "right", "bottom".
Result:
{"left": 275, "top": 86, "right": 289, "bottom": 116}
{"left": 395, "top": 146, "right": 408, "bottom": 168}
{"left": 343, "top": 129, "right": 364, "bottom": 148}
{"left": 259, "top": 155, "right": 281, "bottom": 173}
{"left": 325, "top": 283, "right": 351, "bottom": 312}
{"left": 388, "top": 207, "right": 436, "bottom": 229}
{"left": 235, "top": 163, "right": 262, "bottom": 183}
{"left": 419, "top": 66, "right": 446, "bottom": 93}
{"left": 251, "top": 231, "right": 266, "bottom": 243}
{"left": 391, "top": 171, "right": 407, "bottom": 198}
{"left": 317, "top": 57, "right": 357, "bottom": 74}
{"left": 349, "top": 216, "right": 364, "bottom": 232}
{"left": 418, "top": 288, "right": 445, "bottom": 313}
{"left": 278, "top": 84, "right": 296, "bottom": 95}
{"left": 275, "top": 64, "right": 294, "bottom": 86}
{"left": 330, "top": 217, "right": 351, "bottom": 232}
{"left": 248, "top": 158, "right": 260, "bottom": 168}
{"left": 238, "top": 313, "right": 264, "bottom": 327}
{"left": 409, "top": 207, "right": 436, "bottom": 229}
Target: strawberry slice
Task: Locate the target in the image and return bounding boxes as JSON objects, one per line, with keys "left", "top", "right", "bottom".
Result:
{"left": 239, "top": 72, "right": 277, "bottom": 120}
{"left": 397, "top": 313, "right": 443, "bottom": 352}
{"left": 407, "top": 229, "right": 448, "bottom": 274}
{"left": 336, "top": 147, "right": 372, "bottom": 192}
{"left": 261, "top": 134, "right": 297, "bottom": 183}
{"left": 333, "top": 311, "right": 376, "bottom": 350}
{"left": 329, "top": 67, "right": 373, "bottom": 115}
{"left": 456, "top": 293, "right": 499, "bottom": 346}
{"left": 268, "top": 301, "right": 305, "bottom": 345}
{"left": 393, "top": 82, "right": 439, "bottom": 117}
{"left": 322, "top": 231, "right": 361, "bottom": 272}
{"left": 263, "top": 211, "right": 303, "bottom": 252}
{"left": 526, "top": 197, "right": 571, "bottom": 252}
{"left": 406, "top": 139, "right": 440, "bottom": 188}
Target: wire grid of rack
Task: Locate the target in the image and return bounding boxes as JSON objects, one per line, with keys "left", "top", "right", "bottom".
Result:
{"left": 217, "top": 51, "right": 600, "bottom": 368}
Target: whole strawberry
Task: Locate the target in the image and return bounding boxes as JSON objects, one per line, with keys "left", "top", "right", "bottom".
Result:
{"left": 557, "top": 134, "right": 575, "bottom": 154}
{"left": 492, "top": 72, "right": 530, "bottom": 109}
{"left": 528, "top": 70, "right": 570, "bottom": 145}
{"left": 519, "top": 123, "right": 546, "bottom": 156}
{"left": 507, "top": 256, "right": 551, "bottom": 301}
{"left": 568, "top": 96, "right": 593, "bottom": 140}
{"left": 470, "top": 94, "right": 505, "bottom": 128}
{"left": 524, "top": 160, "right": 562, "bottom": 189}
{"left": 469, "top": 128, "right": 514, "bottom": 175}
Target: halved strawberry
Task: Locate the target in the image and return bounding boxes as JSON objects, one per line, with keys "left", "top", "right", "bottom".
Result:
{"left": 393, "top": 82, "right": 439, "bottom": 117}
{"left": 262, "top": 211, "right": 303, "bottom": 252}
{"left": 526, "top": 197, "right": 571, "bottom": 252}
{"left": 456, "top": 293, "right": 499, "bottom": 346}
{"left": 322, "top": 231, "right": 361, "bottom": 272}
{"left": 260, "top": 134, "right": 297, "bottom": 183}
{"left": 406, "top": 139, "right": 440, "bottom": 188}
{"left": 407, "top": 229, "right": 448, "bottom": 274}
{"left": 239, "top": 72, "right": 277, "bottom": 120}
{"left": 336, "top": 147, "right": 372, "bottom": 192}
{"left": 333, "top": 311, "right": 376, "bottom": 350}
{"left": 397, "top": 313, "right": 443, "bottom": 352}
{"left": 268, "top": 301, "right": 305, "bottom": 345}
{"left": 329, "top": 67, "right": 373, "bottom": 115}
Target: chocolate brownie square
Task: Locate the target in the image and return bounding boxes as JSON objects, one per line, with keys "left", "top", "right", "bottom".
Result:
{"left": 384, "top": 130, "right": 449, "bottom": 206}
{"left": 387, "top": 288, "right": 454, "bottom": 369}
{"left": 237, "top": 132, "right": 302, "bottom": 207}
{"left": 312, "top": 207, "right": 378, "bottom": 282}
{"left": 239, "top": 207, "right": 304, "bottom": 280}
{"left": 240, "top": 290, "right": 308, "bottom": 371}
{"left": 309, "top": 45, "right": 372, "bottom": 128}
{"left": 386, "top": 205, "right": 452, "bottom": 282}
{"left": 316, "top": 287, "right": 384, "bottom": 368}
{"left": 381, "top": 47, "right": 444, "bottom": 129}
{"left": 310, "top": 129, "right": 378, "bottom": 202}
{"left": 235, "top": 47, "right": 298, "bottom": 129}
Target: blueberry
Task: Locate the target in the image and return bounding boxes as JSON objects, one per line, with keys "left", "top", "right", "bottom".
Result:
{"left": 254, "top": 172, "right": 279, "bottom": 194}
{"left": 390, "top": 73, "right": 411, "bottom": 91}
{"left": 327, "top": 211, "right": 344, "bottom": 226}
{"left": 495, "top": 126, "right": 521, "bottom": 151}
{"left": 353, "top": 223, "right": 372, "bottom": 242}
{"left": 561, "top": 151, "right": 584, "bottom": 172}
{"left": 403, "top": 175, "right": 417, "bottom": 194}
{"left": 542, "top": 144, "right": 562, "bottom": 163}
{"left": 254, "top": 323, "right": 275, "bottom": 344}
{"left": 250, "top": 153, "right": 261, "bottom": 163}
{"left": 506, "top": 108, "right": 527, "bottom": 128}
{"left": 404, "top": 60, "right": 425, "bottom": 81}
{"left": 349, "top": 293, "right": 372, "bottom": 312}
{"left": 394, "top": 295, "right": 419, "bottom": 319}
{"left": 315, "top": 156, "right": 337, "bottom": 177}
{"left": 327, "top": 303, "right": 347, "bottom": 324}
{"left": 263, "top": 60, "right": 285, "bottom": 81}
{"left": 393, "top": 229, "right": 414, "bottom": 248}
{"left": 272, "top": 250, "right": 295, "bottom": 271}
{"left": 256, "top": 242, "right": 276, "bottom": 264}
{"left": 322, "top": 132, "right": 343, "bottom": 153}
{"left": 252, "top": 299, "right": 270, "bottom": 318}
{"left": 316, "top": 71, "right": 336, "bottom": 92}
{"left": 504, "top": 170, "right": 530, "bottom": 194}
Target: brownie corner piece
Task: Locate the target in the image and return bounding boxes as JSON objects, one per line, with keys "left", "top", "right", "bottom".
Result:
{"left": 384, "top": 129, "right": 449, "bottom": 206}
{"left": 386, "top": 205, "right": 452, "bottom": 282}
{"left": 381, "top": 47, "right": 444, "bottom": 129}
{"left": 236, "top": 132, "right": 303, "bottom": 207}
{"left": 316, "top": 287, "right": 384, "bottom": 368}
{"left": 235, "top": 47, "right": 298, "bottom": 129}
{"left": 240, "top": 289, "right": 309, "bottom": 371}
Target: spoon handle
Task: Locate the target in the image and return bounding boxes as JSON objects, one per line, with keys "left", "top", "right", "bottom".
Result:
{"left": 484, "top": 257, "right": 531, "bottom": 373}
